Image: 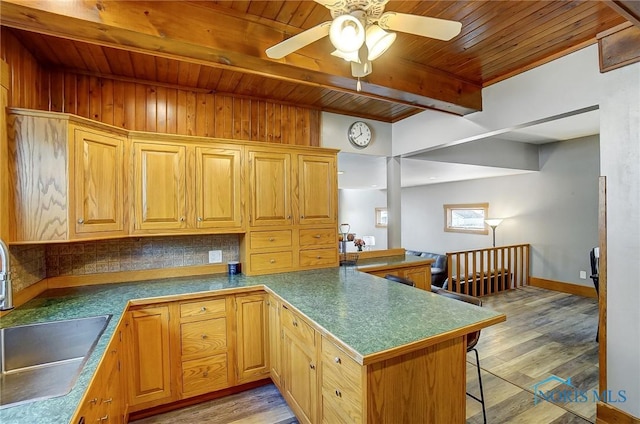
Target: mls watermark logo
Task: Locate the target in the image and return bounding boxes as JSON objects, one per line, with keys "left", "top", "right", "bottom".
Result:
{"left": 532, "top": 375, "right": 627, "bottom": 405}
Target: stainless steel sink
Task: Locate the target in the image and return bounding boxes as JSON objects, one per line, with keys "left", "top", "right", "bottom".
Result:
{"left": 0, "top": 314, "right": 111, "bottom": 409}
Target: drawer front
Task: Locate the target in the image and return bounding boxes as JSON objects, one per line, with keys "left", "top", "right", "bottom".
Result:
{"left": 250, "top": 251, "right": 293, "bottom": 272}
{"left": 281, "top": 305, "right": 315, "bottom": 347}
{"left": 299, "top": 248, "right": 338, "bottom": 267}
{"left": 181, "top": 318, "right": 227, "bottom": 359}
{"left": 299, "top": 228, "right": 337, "bottom": 247}
{"left": 321, "top": 386, "right": 363, "bottom": 424}
{"left": 321, "top": 338, "right": 362, "bottom": 394}
{"left": 180, "top": 298, "right": 226, "bottom": 320}
{"left": 250, "top": 230, "right": 293, "bottom": 249}
{"left": 182, "top": 353, "right": 229, "bottom": 396}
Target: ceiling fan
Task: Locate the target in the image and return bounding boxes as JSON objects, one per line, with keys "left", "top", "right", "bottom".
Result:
{"left": 265, "top": 0, "right": 462, "bottom": 82}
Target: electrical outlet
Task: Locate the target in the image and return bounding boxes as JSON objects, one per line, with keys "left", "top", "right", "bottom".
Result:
{"left": 208, "top": 250, "right": 222, "bottom": 264}
{"left": 579, "top": 270, "right": 587, "bottom": 279}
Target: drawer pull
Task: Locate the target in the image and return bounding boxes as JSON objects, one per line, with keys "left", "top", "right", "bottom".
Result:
{"left": 201, "top": 334, "right": 208, "bottom": 339}
{"left": 201, "top": 306, "right": 207, "bottom": 312}
{"left": 97, "top": 415, "right": 109, "bottom": 422}
{"left": 316, "top": 255, "right": 321, "bottom": 259}
{"left": 102, "top": 398, "right": 113, "bottom": 404}
{"left": 335, "top": 389, "right": 342, "bottom": 397}
{"left": 270, "top": 259, "right": 276, "bottom": 264}
{"left": 88, "top": 397, "right": 98, "bottom": 405}
{"left": 310, "top": 363, "right": 316, "bottom": 370}
{"left": 269, "top": 237, "right": 275, "bottom": 242}
{"left": 314, "top": 234, "right": 321, "bottom": 238}
{"left": 334, "top": 357, "right": 342, "bottom": 364}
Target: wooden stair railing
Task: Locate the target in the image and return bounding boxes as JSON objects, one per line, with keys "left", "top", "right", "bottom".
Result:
{"left": 446, "top": 244, "right": 530, "bottom": 296}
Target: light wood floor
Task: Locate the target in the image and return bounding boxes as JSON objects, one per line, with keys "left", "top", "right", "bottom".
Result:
{"left": 132, "top": 286, "right": 599, "bottom": 424}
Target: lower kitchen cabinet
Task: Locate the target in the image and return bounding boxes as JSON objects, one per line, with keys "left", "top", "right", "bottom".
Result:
{"left": 281, "top": 304, "right": 318, "bottom": 424}
{"left": 235, "top": 294, "right": 270, "bottom": 384}
{"left": 125, "top": 305, "right": 173, "bottom": 409}
{"left": 72, "top": 325, "right": 124, "bottom": 424}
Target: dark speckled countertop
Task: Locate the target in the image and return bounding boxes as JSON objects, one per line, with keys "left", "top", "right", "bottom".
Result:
{"left": 0, "top": 267, "right": 504, "bottom": 424}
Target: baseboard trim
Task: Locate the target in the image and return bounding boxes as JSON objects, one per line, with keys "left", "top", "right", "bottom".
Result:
{"left": 597, "top": 402, "right": 640, "bottom": 424}
{"left": 529, "top": 277, "right": 597, "bottom": 298}
{"left": 47, "top": 264, "right": 227, "bottom": 289}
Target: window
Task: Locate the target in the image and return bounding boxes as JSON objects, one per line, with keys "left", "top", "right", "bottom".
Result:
{"left": 444, "top": 203, "right": 489, "bottom": 234}
{"left": 375, "top": 208, "right": 388, "bottom": 227}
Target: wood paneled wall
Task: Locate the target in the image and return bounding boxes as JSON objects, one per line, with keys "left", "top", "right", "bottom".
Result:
{"left": 1, "top": 28, "right": 320, "bottom": 146}
{"left": 0, "top": 28, "right": 46, "bottom": 110}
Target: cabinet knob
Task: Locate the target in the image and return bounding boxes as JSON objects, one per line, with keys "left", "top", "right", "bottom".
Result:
{"left": 203, "top": 371, "right": 209, "bottom": 377}
{"left": 102, "top": 398, "right": 113, "bottom": 404}
{"left": 180, "top": 216, "right": 185, "bottom": 222}
{"left": 287, "top": 215, "right": 291, "bottom": 219}
{"left": 97, "top": 415, "right": 109, "bottom": 422}
{"left": 335, "top": 389, "right": 342, "bottom": 397}
{"left": 270, "top": 259, "right": 276, "bottom": 264}
{"left": 301, "top": 215, "right": 304, "bottom": 219}
{"left": 314, "top": 234, "right": 321, "bottom": 238}
{"left": 309, "top": 363, "right": 316, "bottom": 370}
{"left": 78, "top": 218, "right": 84, "bottom": 224}
{"left": 269, "top": 237, "right": 275, "bottom": 242}
{"left": 201, "top": 306, "right": 207, "bottom": 312}
{"left": 197, "top": 217, "right": 203, "bottom": 222}
{"left": 316, "top": 256, "right": 321, "bottom": 259}
{"left": 292, "top": 320, "right": 298, "bottom": 327}
{"left": 334, "top": 357, "right": 341, "bottom": 364}
{"left": 201, "top": 334, "right": 208, "bottom": 339}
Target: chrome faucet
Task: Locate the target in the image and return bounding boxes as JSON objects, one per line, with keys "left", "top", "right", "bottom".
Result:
{"left": 0, "top": 238, "right": 13, "bottom": 311}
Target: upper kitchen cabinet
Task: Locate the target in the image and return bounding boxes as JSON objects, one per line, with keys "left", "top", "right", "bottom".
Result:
{"left": 296, "top": 154, "right": 337, "bottom": 226}
{"left": 7, "top": 109, "right": 128, "bottom": 242}
{"left": 130, "top": 132, "right": 244, "bottom": 235}
{"left": 248, "top": 149, "right": 292, "bottom": 227}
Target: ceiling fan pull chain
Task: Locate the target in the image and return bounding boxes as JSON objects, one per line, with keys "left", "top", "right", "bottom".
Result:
{"left": 356, "top": 77, "right": 362, "bottom": 92}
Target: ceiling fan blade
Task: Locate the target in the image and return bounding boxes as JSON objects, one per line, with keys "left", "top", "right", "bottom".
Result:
{"left": 378, "top": 12, "right": 462, "bottom": 41}
{"left": 266, "top": 22, "right": 331, "bottom": 59}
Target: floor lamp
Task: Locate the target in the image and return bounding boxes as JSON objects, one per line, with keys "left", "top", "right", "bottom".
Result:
{"left": 485, "top": 219, "right": 503, "bottom": 247}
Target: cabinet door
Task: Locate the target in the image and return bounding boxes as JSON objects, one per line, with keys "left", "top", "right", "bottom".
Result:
{"left": 134, "top": 142, "right": 187, "bottom": 230}
{"left": 403, "top": 266, "right": 431, "bottom": 291}
{"left": 73, "top": 128, "right": 125, "bottom": 236}
{"left": 283, "top": 330, "right": 317, "bottom": 424}
{"left": 195, "top": 146, "right": 243, "bottom": 229}
{"left": 297, "top": 154, "right": 336, "bottom": 226}
{"left": 126, "top": 306, "right": 172, "bottom": 406}
{"left": 236, "top": 294, "right": 269, "bottom": 383}
{"left": 268, "top": 296, "right": 282, "bottom": 387}
{"left": 248, "top": 150, "right": 291, "bottom": 226}
{"left": 102, "top": 342, "right": 124, "bottom": 424}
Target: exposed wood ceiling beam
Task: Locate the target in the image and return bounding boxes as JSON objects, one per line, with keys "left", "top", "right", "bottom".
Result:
{"left": 0, "top": 0, "right": 482, "bottom": 115}
{"left": 604, "top": 0, "right": 640, "bottom": 28}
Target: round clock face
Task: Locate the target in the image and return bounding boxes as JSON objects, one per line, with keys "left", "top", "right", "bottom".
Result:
{"left": 348, "top": 121, "right": 372, "bottom": 148}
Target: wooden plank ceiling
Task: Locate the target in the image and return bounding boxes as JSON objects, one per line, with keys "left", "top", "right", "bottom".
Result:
{"left": 0, "top": 1, "right": 627, "bottom": 123}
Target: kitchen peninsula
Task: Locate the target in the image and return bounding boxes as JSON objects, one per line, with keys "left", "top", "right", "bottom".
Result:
{"left": 0, "top": 269, "right": 505, "bottom": 424}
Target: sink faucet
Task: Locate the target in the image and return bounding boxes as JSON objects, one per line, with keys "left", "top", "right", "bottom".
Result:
{"left": 0, "top": 238, "right": 13, "bottom": 311}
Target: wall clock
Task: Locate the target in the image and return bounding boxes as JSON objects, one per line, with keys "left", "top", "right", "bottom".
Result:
{"left": 348, "top": 121, "right": 372, "bottom": 148}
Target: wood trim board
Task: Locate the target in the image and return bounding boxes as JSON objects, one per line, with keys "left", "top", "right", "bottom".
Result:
{"left": 529, "top": 277, "right": 597, "bottom": 298}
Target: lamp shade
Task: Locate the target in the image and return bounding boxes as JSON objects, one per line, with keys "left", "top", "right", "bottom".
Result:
{"left": 485, "top": 218, "right": 503, "bottom": 227}
{"left": 365, "top": 25, "right": 396, "bottom": 60}
{"left": 329, "top": 14, "right": 365, "bottom": 54}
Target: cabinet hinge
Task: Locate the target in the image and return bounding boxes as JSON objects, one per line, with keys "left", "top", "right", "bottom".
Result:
{"left": 118, "top": 359, "right": 121, "bottom": 372}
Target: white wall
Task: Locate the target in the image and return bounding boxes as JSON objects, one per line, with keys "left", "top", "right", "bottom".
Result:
{"left": 338, "top": 189, "right": 388, "bottom": 251}
{"left": 401, "top": 135, "right": 600, "bottom": 286}
{"left": 321, "top": 112, "right": 392, "bottom": 156}
{"left": 600, "top": 61, "right": 640, "bottom": 417}
{"left": 392, "top": 45, "right": 602, "bottom": 156}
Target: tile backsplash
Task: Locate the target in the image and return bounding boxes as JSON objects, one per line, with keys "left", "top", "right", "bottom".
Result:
{"left": 10, "top": 235, "right": 240, "bottom": 291}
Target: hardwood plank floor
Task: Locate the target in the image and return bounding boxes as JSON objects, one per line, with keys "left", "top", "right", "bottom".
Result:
{"left": 132, "top": 286, "right": 599, "bottom": 424}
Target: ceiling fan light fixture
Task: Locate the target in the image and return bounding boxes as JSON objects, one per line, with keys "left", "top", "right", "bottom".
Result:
{"left": 365, "top": 24, "right": 396, "bottom": 60}
{"left": 329, "top": 14, "right": 365, "bottom": 53}
{"left": 351, "top": 60, "right": 372, "bottom": 78}
{"left": 331, "top": 49, "right": 361, "bottom": 63}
